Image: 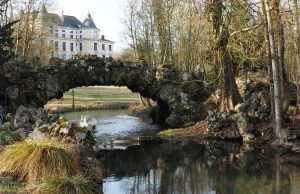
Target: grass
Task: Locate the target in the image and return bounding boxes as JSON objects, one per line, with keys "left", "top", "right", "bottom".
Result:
{"left": 0, "top": 139, "right": 78, "bottom": 181}
{"left": 31, "top": 174, "right": 98, "bottom": 194}
{"left": 157, "top": 129, "right": 176, "bottom": 136}
{"left": 45, "top": 86, "right": 140, "bottom": 112}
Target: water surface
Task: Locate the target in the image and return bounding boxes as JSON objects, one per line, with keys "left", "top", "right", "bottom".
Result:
{"left": 63, "top": 110, "right": 300, "bottom": 194}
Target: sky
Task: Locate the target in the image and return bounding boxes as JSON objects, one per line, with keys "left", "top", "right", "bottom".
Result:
{"left": 49, "top": 0, "right": 127, "bottom": 53}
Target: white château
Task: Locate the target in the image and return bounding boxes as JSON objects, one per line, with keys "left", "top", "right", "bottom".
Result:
{"left": 38, "top": 5, "right": 114, "bottom": 60}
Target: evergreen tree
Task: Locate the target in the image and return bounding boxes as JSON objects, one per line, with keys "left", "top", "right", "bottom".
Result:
{"left": 0, "top": 0, "right": 16, "bottom": 65}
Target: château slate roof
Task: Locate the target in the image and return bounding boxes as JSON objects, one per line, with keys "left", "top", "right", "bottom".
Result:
{"left": 62, "top": 15, "right": 84, "bottom": 28}
{"left": 40, "top": 6, "right": 97, "bottom": 29}
{"left": 82, "top": 13, "right": 97, "bottom": 28}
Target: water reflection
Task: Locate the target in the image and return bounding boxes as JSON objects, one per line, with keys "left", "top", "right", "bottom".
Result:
{"left": 99, "top": 140, "right": 300, "bottom": 194}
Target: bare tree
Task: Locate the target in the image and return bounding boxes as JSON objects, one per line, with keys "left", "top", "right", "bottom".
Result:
{"left": 263, "top": 0, "right": 282, "bottom": 138}
{"left": 292, "top": 0, "right": 300, "bottom": 112}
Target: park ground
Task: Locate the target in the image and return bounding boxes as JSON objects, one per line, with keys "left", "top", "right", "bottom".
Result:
{"left": 45, "top": 86, "right": 140, "bottom": 113}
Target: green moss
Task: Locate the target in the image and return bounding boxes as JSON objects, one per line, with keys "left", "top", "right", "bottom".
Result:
{"left": 0, "top": 181, "right": 25, "bottom": 193}
{"left": 0, "top": 122, "right": 10, "bottom": 131}
{"left": 71, "top": 123, "right": 86, "bottom": 133}
{"left": 37, "top": 125, "right": 50, "bottom": 133}
{"left": 57, "top": 117, "right": 69, "bottom": 128}
{"left": 0, "top": 131, "right": 22, "bottom": 144}
{"left": 158, "top": 129, "right": 175, "bottom": 136}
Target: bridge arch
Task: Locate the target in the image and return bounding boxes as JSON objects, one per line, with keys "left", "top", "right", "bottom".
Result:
{"left": 2, "top": 58, "right": 210, "bottom": 127}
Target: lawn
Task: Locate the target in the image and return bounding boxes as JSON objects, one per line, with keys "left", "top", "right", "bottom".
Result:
{"left": 45, "top": 86, "right": 140, "bottom": 112}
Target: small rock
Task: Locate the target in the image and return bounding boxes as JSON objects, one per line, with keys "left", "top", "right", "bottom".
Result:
{"left": 27, "top": 129, "right": 46, "bottom": 140}
{"left": 15, "top": 128, "right": 28, "bottom": 139}
{"left": 271, "top": 139, "right": 282, "bottom": 147}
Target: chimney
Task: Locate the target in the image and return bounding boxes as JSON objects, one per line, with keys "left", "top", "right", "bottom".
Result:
{"left": 61, "top": 10, "right": 64, "bottom": 22}
{"left": 101, "top": 35, "right": 105, "bottom": 40}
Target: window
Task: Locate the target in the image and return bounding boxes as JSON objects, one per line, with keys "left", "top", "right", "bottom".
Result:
{"left": 80, "top": 35, "right": 82, "bottom": 39}
{"left": 62, "top": 30, "right": 65, "bottom": 32}
{"left": 102, "top": 55, "right": 105, "bottom": 58}
{"left": 109, "top": 45, "right": 112, "bottom": 51}
{"left": 62, "top": 34, "right": 66, "bottom": 38}
{"left": 54, "top": 41, "right": 58, "bottom": 51}
{"left": 55, "top": 33, "right": 58, "bottom": 37}
{"left": 102, "top": 44, "right": 105, "bottom": 51}
{"left": 70, "top": 31, "right": 73, "bottom": 33}
{"left": 79, "top": 43, "right": 82, "bottom": 51}
{"left": 70, "top": 43, "right": 74, "bottom": 52}
{"left": 49, "top": 27, "right": 53, "bottom": 34}
{"left": 62, "top": 42, "right": 66, "bottom": 51}
{"left": 80, "top": 31, "right": 82, "bottom": 33}
{"left": 70, "top": 34, "right": 74, "bottom": 39}
{"left": 94, "top": 43, "right": 97, "bottom": 51}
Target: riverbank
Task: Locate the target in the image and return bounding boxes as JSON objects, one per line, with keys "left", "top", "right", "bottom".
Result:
{"left": 158, "top": 113, "right": 300, "bottom": 153}
{"left": 45, "top": 86, "right": 140, "bottom": 113}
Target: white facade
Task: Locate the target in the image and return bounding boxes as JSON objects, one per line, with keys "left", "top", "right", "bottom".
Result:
{"left": 39, "top": 7, "right": 114, "bottom": 60}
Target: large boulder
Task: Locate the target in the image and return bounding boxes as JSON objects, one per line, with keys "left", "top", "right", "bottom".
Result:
{"left": 233, "top": 112, "right": 255, "bottom": 142}
{"left": 11, "top": 106, "right": 58, "bottom": 131}
{"left": 238, "top": 90, "right": 271, "bottom": 121}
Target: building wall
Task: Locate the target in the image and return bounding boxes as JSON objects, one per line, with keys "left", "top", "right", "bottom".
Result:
{"left": 46, "top": 25, "right": 114, "bottom": 60}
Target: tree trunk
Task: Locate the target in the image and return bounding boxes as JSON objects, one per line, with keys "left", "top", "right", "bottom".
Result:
{"left": 292, "top": 0, "right": 300, "bottom": 112}
{"left": 272, "top": 0, "right": 290, "bottom": 114}
{"left": 264, "top": 0, "right": 282, "bottom": 138}
{"left": 218, "top": 28, "right": 243, "bottom": 112}
{"left": 261, "top": 0, "right": 275, "bottom": 126}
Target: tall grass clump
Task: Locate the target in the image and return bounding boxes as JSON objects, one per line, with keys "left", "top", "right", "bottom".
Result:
{"left": 0, "top": 139, "right": 79, "bottom": 181}
{"left": 32, "top": 174, "right": 99, "bottom": 194}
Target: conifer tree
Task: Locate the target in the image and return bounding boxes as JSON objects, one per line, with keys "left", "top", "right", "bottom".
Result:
{"left": 0, "top": 0, "right": 16, "bottom": 65}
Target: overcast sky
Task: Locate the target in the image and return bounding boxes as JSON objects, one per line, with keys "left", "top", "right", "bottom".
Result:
{"left": 49, "top": 0, "right": 127, "bottom": 53}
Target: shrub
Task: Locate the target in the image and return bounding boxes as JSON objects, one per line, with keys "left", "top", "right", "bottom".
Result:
{"left": 32, "top": 174, "right": 98, "bottom": 194}
{"left": 0, "top": 139, "right": 78, "bottom": 181}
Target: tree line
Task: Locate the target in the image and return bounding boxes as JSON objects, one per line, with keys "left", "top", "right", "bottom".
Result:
{"left": 119, "top": 0, "right": 300, "bottom": 137}
{"left": 0, "top": 0, "right": 53, "bottom": 64}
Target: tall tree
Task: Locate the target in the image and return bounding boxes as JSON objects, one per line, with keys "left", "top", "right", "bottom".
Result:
{"left": 263, "top": 0, "right": 282, "bottom": 138}
{"left": 205, "top": 0, "right": 242, "bottom": 112}
{"left": 0, "top": 0, "right": 16, "bottom": 65}
{"left": 292, "top": 0, "right": 300, "bottom": 112}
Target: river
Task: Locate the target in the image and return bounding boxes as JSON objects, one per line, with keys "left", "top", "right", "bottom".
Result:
{"left": 62, "top": 110, "right": 300, "bottom": 194}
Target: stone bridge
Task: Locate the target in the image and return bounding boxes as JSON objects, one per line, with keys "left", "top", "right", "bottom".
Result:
{"left": 1, "top": 57, "right": 211, "bottom": 127}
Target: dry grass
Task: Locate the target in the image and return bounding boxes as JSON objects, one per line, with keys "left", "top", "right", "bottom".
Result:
{"left": 158, "top": 121, "right": 209, "bottom": 137}
{"left": 32, "top": 174, "right": 98, "bottom": 194}
{"left": 0, "top": 139, "right": 79, "bottom": 181}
